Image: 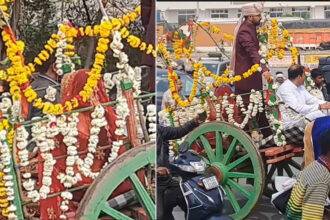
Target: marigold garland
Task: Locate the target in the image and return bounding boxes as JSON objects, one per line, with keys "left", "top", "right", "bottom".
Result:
{"left": 258, "top": 17, "right": 299, "bottom": 65}
{"left": 168, "top": 66, "right": 199, "bottom": 108}
{"left": 1, "top": 6, "right": 156, "bottom": 115}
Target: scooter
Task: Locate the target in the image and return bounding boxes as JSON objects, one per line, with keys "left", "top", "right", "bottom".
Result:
{"left": 169, "top": 142, "right": 232, "bottom": 220}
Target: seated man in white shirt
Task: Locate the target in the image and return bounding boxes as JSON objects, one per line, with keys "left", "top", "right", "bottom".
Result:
{"left": 161, "top": 75, "right": 183, "bottom": 110}
{"left": 277, "top": 64, "right": 330, "bottom": 129}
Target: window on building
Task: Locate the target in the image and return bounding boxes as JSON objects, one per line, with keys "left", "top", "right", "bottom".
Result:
{"left": 237, "top": 9, "right": 241, "bottom": 18}
{"left": 325, "top": 6, "right": 330, "bottom": 19}
{"left": 292, "top": 7, "right": 310, "bottom": 19}
{"left": 270, "top": 8, "right": 283, "bottom": 17}
{"left": 178, "top": 9, "right": 196, "bottom": 25}
{"left": 210, "top": 9, "right": 228, "bottom": 19}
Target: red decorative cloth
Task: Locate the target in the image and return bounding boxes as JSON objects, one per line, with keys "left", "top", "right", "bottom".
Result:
{"left": 38, "top": 69, "right": 128, "bottom": 219}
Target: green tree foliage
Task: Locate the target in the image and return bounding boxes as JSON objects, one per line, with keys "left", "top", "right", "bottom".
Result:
{"left": 16, "top": 0, "right": 143, "bottom": 71}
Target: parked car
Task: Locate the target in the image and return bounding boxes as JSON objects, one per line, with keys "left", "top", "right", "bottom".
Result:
{"left": 200, "top": 58, "right": 234, "bottom": 92}
{"left": 156, "top": 68, "right": 201, "bottom": 112}
{"left": 200, "top": 58, "right": 230, "bottom": 76}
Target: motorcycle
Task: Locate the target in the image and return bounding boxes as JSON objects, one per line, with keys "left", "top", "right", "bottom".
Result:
{"left": 169, "top": 142, "right": 232, "bottom": 220}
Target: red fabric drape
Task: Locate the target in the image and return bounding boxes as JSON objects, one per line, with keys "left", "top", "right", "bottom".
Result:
{"left": 38, "top": 69, "right": 128, "bottom": 219}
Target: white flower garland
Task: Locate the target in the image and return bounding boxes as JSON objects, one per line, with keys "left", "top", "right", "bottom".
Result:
{"left": 76, "top": 105, "right": 107, "bottom": 179}
{"left": 221, "top": 91, "right": 263, "bottom": 129}
{"left": 59, "top": 191, "right": 73, "bottom": 220}
{"left": 44, "top": 86, "right": 57, "bottom": 102}
{"left": 266, "top": 112, "right": 287, "bottom": 146}
{"left": 146, "top": 104, "right": 156, "bottom": 141}
{"left": 33, "top": 119, "right": 57, "bottom": 199}
{"left": 58, "top": 113, "right": 81, "bottom": 189}
{"left": 0, "top": 130, "right": 18, "bottom": 219}
{"left": 54, "top": 22, "right": 75, "bottom": 76}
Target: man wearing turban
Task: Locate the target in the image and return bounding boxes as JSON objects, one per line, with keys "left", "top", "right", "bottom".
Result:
{"left": 230, "top": 2, "right": 272, "bottom": 138}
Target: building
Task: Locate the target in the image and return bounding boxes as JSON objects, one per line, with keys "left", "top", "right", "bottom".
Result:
{"left": 157, "top": 1, "right": 330, "bottom": 25}
{"left": 157, "top": 1, "right": 330, "bottom": 51}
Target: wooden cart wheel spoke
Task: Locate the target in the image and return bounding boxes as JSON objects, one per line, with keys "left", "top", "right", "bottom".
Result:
{"left": 223, "top": 185, "right": 241, "bottom": 213}
{"left": 227, "top": 154, "right": 250, "bottom": 171}
{"left": 184, "top": 122, "right": 265, "bottom": 220}
{"left": 227, "top": 172, "right": 255, "bottom": 179}
{"left": 277, "top": 166, "right": 284, "bottom": 176}
{"left": 266, "top": 164, "right": 276, "bottom": 181}
{"left": 100, "top": 202, "right": 133, "bottom": 220}
{"left": 129, "top": 173, "right": 156, "bottom": 219}
{"left": 77, "top": 144, "right": 155, "bottom": 220}
{"left": 287, "top": 160, "right": 301, "bottom": 170}
{"left": 199, "top": 134, "right": 216, "bottom": 162}
{"left": 227, "top": 179, "right": 252, "bottom": 199}
{"left": 223, "top": 138, "right": 238, "bottom": 165}
{"left": 283, "top": 164, "right": 294, "bottom": 177}
{"left": 215, "top": 131, "right": 223, "bottom": 161}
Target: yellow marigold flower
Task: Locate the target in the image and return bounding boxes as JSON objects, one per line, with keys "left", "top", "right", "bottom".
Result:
{"left": 66, "top": 37, "right": 73, "bottom": 43}
{"left": 99, "top": 28, "right": 111, "bottom": 38}
{"left": 120, "top": 27, "right": 130, "bottom": 38}
{"left": 211, "top": 26, "right": 221, "bottom": 34}
{"left": 135, "top": 6, "right": 141, "bottom": 15}
{"left": 16, "top": 40, "right": 25, "bottom": 51}
{"left": 0, "top": 70, "right": 7, "bottom": 80}
{"left": 38, "top": 53, "right": 47, "bottom": 61}
{"left": 111, "top": 18, "right": 122, "bottom": 30}
{"left": 28, "top": 63, "right": 35, "bottom": 73}
{"left": 33, "top": 98, "right": 44, "bottom": 109}
{"left": 0, "top": 202, "right": 9, "bottom": 210}
{"left": 34, "top": 57, "right": 42, "bottom": 65}
{"left": 129, "top": 12, "right": 137, "bottom": 22}
{"left": 64, "top": 51, "right": 75, "bottom": 57}
{"left": 68, "top": 28, "right": 78, "bottom": 37}
{"left": 41, "top": 50, "right": 49, "bottom": 58}
{"left": 44, "top": 44, "right": 54, "bottom": 53}
{"left": 42, "top": 102, "right": 52, "bottom": 114}
{"left": 12, "top": 93, "right": 20, "bottom": 100}
{"left": 152, "top": 50, "right": 156, "bottom": 58}
{"left": 122, "top": 15, "right": 130, "bottom": 26}
{"left": 66, "top": 44, "right": 75, "bottom": 50}
{"left": 0, "top": 5, "right": 8, "bottom": 12}
{"left": 99, "top": 38, "right": 109, "bottom": 45}
{"left": 51, "top": 33, "right": 60, "bottom": 40}
{"left": 100, "top": 20, "right": 113, "bottom": 31}
{"left": 139, "top": 42, "right": 147, "bottom": 51}
{"left": 9, "top": 85, "right": 20, "bottom": 94}
{"left": 79, "top": 27, "right": 85, "bottom": 36}
{"left": 54, "top": 104, "right": 64, "bottom": 114}
{"left": 71, "top": 98, "right": 79, "bottom": 108}
{"left": 93, "top": 25, "right": 100, "bottom": 35}
{"left": 85, "top": 26, "right": 93, "bottom": 36}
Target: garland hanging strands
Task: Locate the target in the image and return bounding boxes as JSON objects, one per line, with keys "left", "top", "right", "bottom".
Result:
{"left": 0, "top": 6, "right": 155, "bottom": 116}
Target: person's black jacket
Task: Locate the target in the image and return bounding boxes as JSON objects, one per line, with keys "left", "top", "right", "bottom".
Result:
{"left": 157, "top": 120, "right": 199, "bottom": 168}
{"left": 321, "top": 86, "right": 330, "bottom": 101}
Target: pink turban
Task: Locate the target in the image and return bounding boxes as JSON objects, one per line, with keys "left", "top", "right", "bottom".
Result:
{"left": 230, "top": 2, "right": 264, "bottom": 71}
{"left": 241, "top": 2, "right": 263, "bottom": 16}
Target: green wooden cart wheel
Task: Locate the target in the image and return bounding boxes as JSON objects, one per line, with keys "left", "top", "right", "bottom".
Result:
{"left": 77, "top": 144, "right": 155, "bottom": 220}
{"left": 184, "top": 122, "right": 265, "bottom": 220}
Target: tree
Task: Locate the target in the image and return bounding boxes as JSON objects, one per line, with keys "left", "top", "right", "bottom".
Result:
{"left": 13, "top": 0, "right": 143, "bottom": 71}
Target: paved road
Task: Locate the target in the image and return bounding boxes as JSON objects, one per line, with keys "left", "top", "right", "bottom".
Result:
{"left": 173, "top": 194, "right": 284, "bottom": 219}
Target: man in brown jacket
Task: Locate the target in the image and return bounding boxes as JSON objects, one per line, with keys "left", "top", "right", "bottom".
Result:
{"left": 231, "top": 2, "right": 272, "bottom": 137}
